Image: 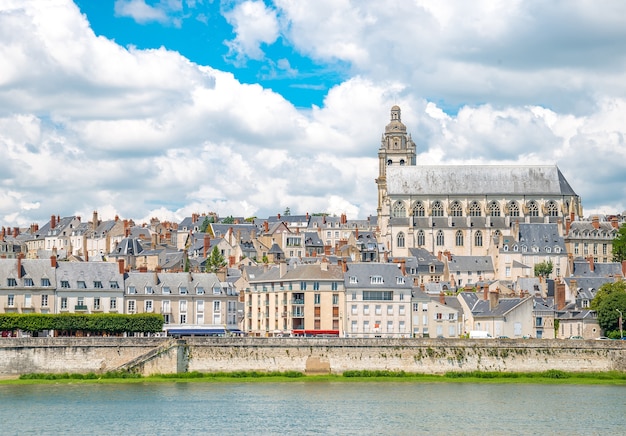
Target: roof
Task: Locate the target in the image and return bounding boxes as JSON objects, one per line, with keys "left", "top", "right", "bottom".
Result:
{"left": 387, "top": 165, "right": 577, "bottom": 196}
{"left": 344, "top": 263, "right": 412, "bottom": 290}
{"left": 449, "top": 256, "right": 494, "bottom": 274}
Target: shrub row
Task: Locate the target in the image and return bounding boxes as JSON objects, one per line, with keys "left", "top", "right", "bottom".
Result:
{"left": 0, "top": 313, "right": 164, "bottom": 334}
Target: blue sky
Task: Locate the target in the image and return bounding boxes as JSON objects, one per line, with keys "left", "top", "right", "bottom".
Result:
{"left": 1, "top": 0, "right": 626, "bottom": 227}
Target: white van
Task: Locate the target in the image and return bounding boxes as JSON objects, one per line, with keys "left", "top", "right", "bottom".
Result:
{"left": 469, "top": 330, "right": 492, "bottom": 339}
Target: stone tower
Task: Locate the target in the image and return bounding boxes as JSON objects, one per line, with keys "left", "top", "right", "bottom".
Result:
{"left": 376, "top": 105, "right": 416, "bottom": 217}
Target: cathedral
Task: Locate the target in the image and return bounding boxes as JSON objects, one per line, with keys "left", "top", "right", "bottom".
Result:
{"left": 376, "top": 105, "right": 583, "bottom": 258}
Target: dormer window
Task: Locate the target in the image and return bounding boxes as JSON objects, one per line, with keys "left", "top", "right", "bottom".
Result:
{"left": 128, "top": 286, "right": 136, "bottom": 294}
{"left": 94, "top": 281, "right": 103, "bottom": 288}
{"left": 196, "top": 286, "right": 205, "bottom": 295}
{"left": 61, "top": 280, "right": 70, "bottom": 288}
{"left": 370, "top": 276, "right": 383, "bottom": 284}
{"left": 162, "top": 286, "right": 171, "bottom": 294}
{"left": 350, "top": 276, "right": 358, "bottom": 284}
{"left": 77, "top": 281, "right": 86, "bottom": 289}
{"left": 24, "top": 278, "right": 34, "bottom": 286}
{"left": 145, "top": 286, "right": 154, "bottom": 294}
{"left": 179, "top": 287, "right": 188, "bottom": 295}
{"left": 396, "top": 277, "right": 405, "bottom": 284}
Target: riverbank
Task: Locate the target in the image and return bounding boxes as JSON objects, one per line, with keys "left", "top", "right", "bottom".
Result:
{"left": 3, "top": 369, "right": 626, "bottom": 386}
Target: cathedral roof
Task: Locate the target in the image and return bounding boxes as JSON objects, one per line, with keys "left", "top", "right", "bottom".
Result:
{"left": 386, "top": 165, "right": 577, "bottom": 197}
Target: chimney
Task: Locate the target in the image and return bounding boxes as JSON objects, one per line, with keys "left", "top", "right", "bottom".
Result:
{"left": 489, "top": 289, "right": 499, "bottom": 310}
{"left": 125, "top": 227, "right": 130, "bottom": 237}
{"left": 565, "top": 217, "right": 571, "bottom": 235}
{"left": 555, "top": 280, "right": 566, "bottom": 310}
{"left": 587, "top": 256, "right": 594, "bottom": 272}
{"left": 263, "top": 221, "right": 269, "bottom": 232}
{"left": 12, "top": 227, "right": 18, "bottom": 237}
{"left": 50, "top": 255, "right": 57, "bottom": 268}
{"left": 439, "top": 291, "right": 445, "bottom": 305}
{"left": 610, "top": 217, "right": 619, "bottom": 229}
{"left": 117, "top": 259, "right": 125, "bottom": 274}
{"left": 279, "top": 260, "right": 287, "bottom": 278}
{"left": 17, "top": 253, "right": 24, "bottom": 279}
{"left": 203, "top": 235, "right": 210, "bottom": 258}
{"left": 398, "top": 259, "right": 406, "bottom": 275}
{"left": 229, "top": 255, "right": 235, "bottom": 267}
{"left": 151, "top": 233, "right": 157, "bottom": 250}
{"left": 306, "top": 212, "right": 310, "bottom": 221}
{"left": 115, "top": 215, "right": 119, "bottom": 222}
{"left": 570, "top": 211, "right": 575, "bottom": 223}
{"left": 92, "top": 210, "right": 99, "bottom": 231}
{"left": 444, "top": 250, "right": 452, "bottom": 261}
{"left": 483, "top": 284, "right": 489, "bottom": 301}
{"left": 277, "top": 213, "right": 281, "bottom": 220}
{"left": 592, "top": 216, "right": 600, "bottom": 229}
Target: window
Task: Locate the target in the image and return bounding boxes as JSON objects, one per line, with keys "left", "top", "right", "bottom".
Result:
{"left": 128, "top": 286, "right": 136, "bottom": 294}
{"left": 213, "top": 300, "right": 221, "bottom": 312}
{"left": 41, "top": 278, "right": 51, "bottom": 287}
{"left": 60, "top": 297, "right": 67, "bottom": 310}
{"left": 474, "top": 230, "right": 483, "bottom": 247}
{"left": 387, "top": 321, "right": 393, "bottom": 333}
{"left": 332, "top": 294, "right": 339, "bottom": 305}
{"left": 399, "top": 293, "right": 405, "bottom": 301}
{"left": 180, "top": 314, "right": 187, "bottom": 324}
{"left": 197, "top": 300, "right": 204, "bottom": 313}
{"left": 61, "top": 280, "right": 70, "bottom": 288}
{"left": 392, "top": 201, "right": 406, "bottom": 218}
{"left": 528, "top": 201, "right": 539, "bottom": 217}
{"left": 144, "top": 300, "right": 153, "bottom": 312}
{"left": 162, "top": 286, "right": 171, "bottom": 294}
{"left": 128, "top": 300, "right": 136, "bottom": 313}
{"left": 413, "top": 202, "right": 425, "bottom": 217}
{"left": 110, "top": 297, "right": 117, "bottom": 310}
{"left": 196, "top": 286, "right": 204, "bottom": 295}
{"left": 455, "top": 230, "right": 464, "bottom": 246}
{"left": 24, "top": 278, "right": 34, "bottom": 286}
{"left": 349, "top": 276, "right": 358, "bottom": 284}
{"left": 313, "top": 282, "right": 320, "bottom": 291}
{"left": 213, "top": 285, "right": 221, "bottom": 295}
{"left": 331, "top": 282, "right": 338, "bottom": 291}
{"left": 399, "top": 321, "right": 406, "bottom": 333}
{"left": 179, "top": 286, "right": 188, "bottom": 295}
{"left": 574, "top": 243, "right": 580, "bottom": 255}
{"left": 352, "top": 292, "right": 357, "bottom": 300}
{"left": 8, "top": 295, "right": 15, "bottom": 307}
{"left": 77, "top": 281, "right": 86, "bottom": 289}
{"left": 436, "top": 230, "right": 444, "bottom": 246}
{"left": 508, "top": 201, "right": 519, "bottom": 217}
{"left": 388, "top": 305, "right": 393, "bottom": 315}
{"left": 432, "top": 201, "right": 444, "bottom": 217}
{"left": 351, "top": 305, "right": 357, "bottom": 315}
{"left": 180, "top": 301, "right": 188, "bottom": 312}
{"left": 370, "top": 276, "right": 383, "bottom": 284}
{"left": 300, "top": 281, "right": 307, "bottom": 290}
{"left": 505, "top": 266, "right": 511, "bottom": 278}
{"left": 94, "top": 297, "right": 100, "bottom": 310}
{"left": 399, "top": 305, "right": 406, "bottom": 315}
{"left": 41, "top": 295, "right": 48, "bottom": 307}
{"left": 110, "top": 281, "right": 119, "bottom": 289}
{"left": 363, "top": 321, "right": 370, "bottom": 333}
{"left": 363, "top": 291, "right": 393, "bottom": 301}
{"left": 375, "top": 305, "right": 382, "bottom": 315}
{"left": 363, "top": 305, "right": 370, "bottom": 315}
{"left": 417, "top": 230, "right": 425, "bottom": 246}
{"left": 546, "top": 201, "right": 559, "bottom": 217}
{"left": 145, "top": 286, "right": 154, "bottom": 294}
{"left": 7, "top": 278, "right": 17, "bottom": 287}
{"left": 93, "top": 281, "right": 103, "bottom": 288}
{"left": 469, "top": 201, "right": 481, "bottom": 217}
{"left": 314, "top": 293, "right": 321, "bottom": 305}
{"left": 397, "top": 232, "right": 405, "bottom": 248}
{"left": 351, "top": 321, "right": 357, "bottom": 333}
{"left": 450, "top": 201, "right": 463, "bottom": 217}
{"left": 396, "top": 277, "right": 405, "bottom": 284}
{"left": 488, "top": 201, "right": 500, "bottom": 217}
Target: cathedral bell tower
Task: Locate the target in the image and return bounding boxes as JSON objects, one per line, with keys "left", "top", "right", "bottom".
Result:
{"left": 376, "top": 105, "right": 416, "bottom": 217}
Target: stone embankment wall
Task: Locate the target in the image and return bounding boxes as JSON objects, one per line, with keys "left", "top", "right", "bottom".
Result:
{"left": 1, "top": 338, "right": 625, "bottom": 376}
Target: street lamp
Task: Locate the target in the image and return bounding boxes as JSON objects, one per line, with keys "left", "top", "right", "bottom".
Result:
{"left": 617, "top": 309, "right": 623, "bottom": 339}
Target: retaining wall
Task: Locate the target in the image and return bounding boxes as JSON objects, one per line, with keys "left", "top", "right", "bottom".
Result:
{"left": 1, "top": 338, "right": 625, "bottom": 376}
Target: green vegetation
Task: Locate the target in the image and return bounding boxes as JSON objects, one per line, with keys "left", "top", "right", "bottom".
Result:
{"left": 222, "top": 215, "right": 235, "bottom": 224}
{"left": 591, "top": 281, "right": 626, "bottom": 337}
{"left": 612, "top": 223, "right": 626, "bottom": 262}
{"left": 534, "top": 260, "right": 553, "bottom": 279}
{"left": 6, "top": 370, "right": 625, "bottom": 386}
{"left": 205, "top": 245, "right": 226, "bottom": 273}
{"left": 0, "top": 313, "right": 164, "bottom": 334}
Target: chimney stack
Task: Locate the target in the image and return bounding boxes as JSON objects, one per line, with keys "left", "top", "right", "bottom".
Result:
{"left": 489, "top": 289, "right": 499, "bottom": 310}
{"left": 483, "top": 284, "right": 489, "bottom": 301}
{"left": 611, "top": 217, "right": 619, "bottom": 229}
{"left": 439, "top": 291, "right": 445, "bottom": 305}
{"left": 591, "top": 216, "right": 600, "bottom": 230}
{"left": 17, "top": 253, "right": 24, "bottom": 279}
{"left": 203, "top": 235, "right": 210, "bottom": 258}
{"left": 565, "top": 217, "right": 571, "bottom": 235}
{"left": 587, "top": 255, "right": 594, "bottom": 272}
{"left": 92, "top": 210, "right": 99, "bottom": 231}
{"left": 118, "top": 258, "right": 125, "bottom": 275}
{"left": 50, "top": 255, "right": 57, "bottom": 268}
{"left": 555, "top": 280, "right": 566, "bottom": 310}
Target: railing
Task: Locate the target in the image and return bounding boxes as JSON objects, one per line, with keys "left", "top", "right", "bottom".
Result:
{"left": 291, "top": 299, "right": 304, "bottom": 305}
{"left": 74, "top": 305, "right": 88, "bottom": 311}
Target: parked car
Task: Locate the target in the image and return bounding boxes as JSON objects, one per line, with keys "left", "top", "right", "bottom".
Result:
{"left": 595, "top": 336, "right": 610, "bottom": 340}
{"left": 568, "top": 335, "right": 584, "bottom": 340}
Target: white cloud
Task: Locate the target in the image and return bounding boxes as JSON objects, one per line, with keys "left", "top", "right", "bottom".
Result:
{"left": 114, "top": 0, "right": 182, "bottom": 26}
{"left": 224, "top": 0, "right": 279, "bottom": 63}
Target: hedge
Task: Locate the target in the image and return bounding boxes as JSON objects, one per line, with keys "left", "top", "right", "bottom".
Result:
{"left": 0, "top": 313, "right": 164, "bottom": 334}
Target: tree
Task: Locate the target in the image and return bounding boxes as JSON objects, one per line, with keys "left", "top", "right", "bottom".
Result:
{"left": 590, "top": 280, "right": 626, "bottom": 310}
{"left": 205, "top": 245, "right": 226, "bottom": 273}
{"left": 222, "top": 215, "right": 235, "bottom": 224}
{"left": 595, "top": 292, "right": 626, "bottom": 337}
{"left": 284, "top": 207, "right": 291, "bottom": 216}
{"left": 199, "top": 216, "right": 211, "bottom": 233}
{"left": 534, "top": 260, "right": 553, "bottom": 278}
{"left": 612, "top": 223, "right": 626, "bottom": 262}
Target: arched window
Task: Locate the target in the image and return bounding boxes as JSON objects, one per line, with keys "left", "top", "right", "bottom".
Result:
{"left": 451, "top": 201, "right": 463, "bottom": 217}
{"left": 392, "top": 201, "right": 406, "bottom": 218}
{"left": 508, "top": 201, "right": 520, "bottom": 217}
{"left": 546, "top": 201, "right": 559, "bottom": 217}
{"left": 488, "top": 201, "right": 500, "bottom": 217}
{"left": 474, "top": 230, "right": 483, "bottom": 247}
{"left": 412, "top": 202, "right": 425, "bottom": 217}
{"left": 528, "top": 201, "right": 539, "bottom": 217}
{"left": 432, "top": 201, "right": 444, "bottom": 217}
{"left": 469, "top": 201, "right": 482, "bottom": 217}
{"left": 387, "top": 159, "right": 392, "bottom": 165}
{"left": 455, "top": 230, "right": 464, "bottom": 246}
{"left": 399, "top": 159, "right": 405, "bottom": 166}
{"left": 417, "top": 230, "right": 425, "bottom": 246}
{"left": 397, "top": 232, "right": 405, "bottom": 248}
{"left": 436, "top": 230, "right": 444, "bottom": 246}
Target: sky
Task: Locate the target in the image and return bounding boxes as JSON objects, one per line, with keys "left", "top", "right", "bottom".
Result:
{"left": 1, "top": 0, "right": 626, "bottom": 228}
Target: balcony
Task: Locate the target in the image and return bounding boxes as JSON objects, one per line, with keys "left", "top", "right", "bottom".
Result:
{"left": 291, "top": 299, "right": 304, "bottom": 305}
{"left": 75, "top": 305, "right": 88, "bottom": 311}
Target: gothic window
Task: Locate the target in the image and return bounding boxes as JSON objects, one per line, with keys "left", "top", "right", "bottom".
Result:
{"left": 528, "top": 201, "right": 539, "bottom": 217}
{"left": 412, "top": 202, "right": 425, "bottom": 217}
{"left": 546, "top": 201, "right": 559, "bottom": 217}
{"left": 417, "top": 230, "right": 425, "bottom": 246}
{"left": 474, "top": 230, "right": 483, "bottom": 247}
{"left": 436, "top": 230, "right": 444, "bottom": 246}
{"left": 397, "top": 232, "right": 405, "bottom": 248}
{"left": 400, "top": 159, "right": 405, "bottom": 166}
{"left": 450, "top": 201, "right": 463, "bottom": 217}
{"left": 392, "top": 201, "right": 406, "bottom": 218}
{"left": 469, "top": 201, "right": 482, "bottom": 217}
{"left": 455, "top": 230, "right": 464, "bottom": 246}
{"left": 488, "top": 201, "right": 500, "bottom": 217}
{"left": 432, "top": 201, "right": 444, "bottom": 217}
{"left": 508, "top": 201, "right": 520, "bottom": 217}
